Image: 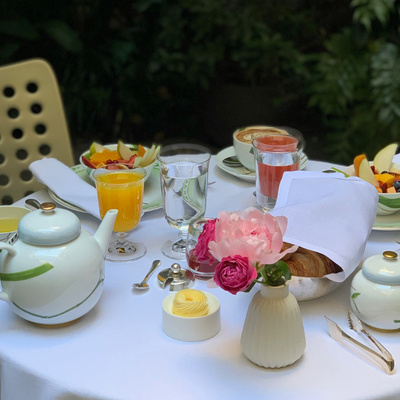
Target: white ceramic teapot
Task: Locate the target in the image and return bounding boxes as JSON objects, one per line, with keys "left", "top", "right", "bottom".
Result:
{"left": 0, "top": 202, "right": 117, "bottom": 327}
{"left": 350, "top": 250, "right": 400, "bottom": 332}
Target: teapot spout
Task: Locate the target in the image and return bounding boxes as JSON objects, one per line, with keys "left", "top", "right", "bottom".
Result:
{"left": 94, "top": 209, "right": 118, "bottom": 259}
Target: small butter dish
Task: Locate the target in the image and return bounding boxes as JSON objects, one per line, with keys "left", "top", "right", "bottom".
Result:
{"left": 162, "top": 291, "right": 221, "bottom": 341}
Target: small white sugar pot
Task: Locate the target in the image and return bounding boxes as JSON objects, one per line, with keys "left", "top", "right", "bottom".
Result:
{"left": 350, "top": 250, "right": 400, "bottom": 331}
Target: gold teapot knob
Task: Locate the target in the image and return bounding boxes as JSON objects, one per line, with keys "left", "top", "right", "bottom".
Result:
{"left": 383, "top": 251, "right": 398, "bottom": 259}
{"left": 40, "top": 202, "right": 56, "bottom": 212}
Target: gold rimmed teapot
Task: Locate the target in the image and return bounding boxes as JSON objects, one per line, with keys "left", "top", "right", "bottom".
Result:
{"left": 0, "top": 202, "right": 117, "bottom": 327}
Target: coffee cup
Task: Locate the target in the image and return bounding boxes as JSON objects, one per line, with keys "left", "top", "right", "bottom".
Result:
{"left": 233, "top": 126, "right": 291, "bottom": 171}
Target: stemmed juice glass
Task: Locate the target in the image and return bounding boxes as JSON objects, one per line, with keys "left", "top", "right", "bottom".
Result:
{"left": 157, "top": 143, "right": 211, "bottom": 260}
{"left": 93, "top": 164, "right": 146, "bottom": 261}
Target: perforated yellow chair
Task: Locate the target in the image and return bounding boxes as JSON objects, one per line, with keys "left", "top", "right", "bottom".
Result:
{"left": 0, "top": 58, "right": 75, "bottom": 204}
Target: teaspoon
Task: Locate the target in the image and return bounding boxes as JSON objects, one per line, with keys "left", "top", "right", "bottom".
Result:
{"left": 132, "top": 260, "right": 161, "bottom": 290}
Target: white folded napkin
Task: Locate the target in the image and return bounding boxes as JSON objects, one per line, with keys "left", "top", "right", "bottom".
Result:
{"left": 29, "top": 158, "right": 101, "bottom": 219}
{"left": 270, "top": 171, "right": 379, "bottom": 282}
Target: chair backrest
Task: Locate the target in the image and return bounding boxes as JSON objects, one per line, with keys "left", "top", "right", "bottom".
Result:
{"left": 0, "top": 58, "right": 74, "bottom": 204}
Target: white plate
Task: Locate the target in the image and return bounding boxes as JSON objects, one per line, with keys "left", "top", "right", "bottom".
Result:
{"left": 48, "top": 164, "right": 162, "bottom": 214}
{"left": 373, "top": 212, "right": 400, "bottom": 231}
{"left": 215, "top": 146, "right": 308, "bottom": 183}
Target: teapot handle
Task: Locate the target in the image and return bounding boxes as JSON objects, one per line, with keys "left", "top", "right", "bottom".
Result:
{"left": 0, "top": 243, "right": 16, "bottom": 302}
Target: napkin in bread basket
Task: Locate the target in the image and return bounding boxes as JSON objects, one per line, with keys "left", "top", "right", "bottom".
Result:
{"left": 29, "top": 158, "right": 101, "bottom": 219}
{"left": 270, "top": 171, "right": 378, "bottom": 282}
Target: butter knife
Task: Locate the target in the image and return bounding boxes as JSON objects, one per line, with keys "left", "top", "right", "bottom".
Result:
{"left": 325, "top": 316, "right": 395, "bottom": 375}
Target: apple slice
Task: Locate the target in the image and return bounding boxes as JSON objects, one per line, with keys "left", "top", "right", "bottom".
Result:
{"left": 390, "top": 162, "right": 400, "bottom": 175}
{"left": 89, "top": 142, "right": 107, "bottom": 156}
{"left": 373, "top": 143, "right": 398, "bottom": 173}
{"left": 117, "top": 140, "right": 134, "bottom": 161}
{"left": 358, "top": 158, "right": 379, "bottom": 187}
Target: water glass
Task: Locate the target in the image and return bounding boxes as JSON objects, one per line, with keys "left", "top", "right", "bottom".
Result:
{"left": 157, "top": 143, "right": 211, "bottom": 260}
{"left": 253, "top": 132, "right": 304, "bottom": 212}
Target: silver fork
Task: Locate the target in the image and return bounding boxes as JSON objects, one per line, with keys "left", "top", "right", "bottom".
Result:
{"left": 347, "top": 309, "right": 395, "bottom": 366}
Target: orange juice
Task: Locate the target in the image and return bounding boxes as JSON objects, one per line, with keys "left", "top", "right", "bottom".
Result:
{"left": 95, "top": 170, "right": 145, "bottom": 232}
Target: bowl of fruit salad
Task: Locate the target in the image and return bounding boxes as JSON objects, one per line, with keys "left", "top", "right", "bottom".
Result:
{"left": 345, "top": 143, "right": 400, "bottom": 216}
{"left": 80, "top": 141, "right": 160, "bottom": 182}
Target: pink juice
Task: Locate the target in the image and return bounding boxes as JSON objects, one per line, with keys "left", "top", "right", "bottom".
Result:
{"left": 255, "top": 135, "right": 299, "bottom": 199}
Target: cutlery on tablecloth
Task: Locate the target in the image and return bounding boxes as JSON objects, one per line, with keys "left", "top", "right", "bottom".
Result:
{"left": 325, "top": 316, "right": 395, "bottom": 375}
{"left": 347, "top": 309, "right": 395, "bottom": 365}
{"left": 132, "top": 260, "right": 161, "bottom": 290}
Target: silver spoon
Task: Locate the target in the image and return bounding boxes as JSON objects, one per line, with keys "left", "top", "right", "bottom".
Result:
{"left": 25, "top": 198, "right": 41, "bottom": 210}
{"left": 222, "top": 155, "right": 242, "bottom": 167}
{"left": 132, "top": 260, "right": 161, "bottom": 290}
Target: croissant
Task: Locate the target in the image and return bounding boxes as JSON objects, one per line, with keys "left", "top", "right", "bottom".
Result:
{"left": 281, "top": 243, "right": 342, "bottom": 278}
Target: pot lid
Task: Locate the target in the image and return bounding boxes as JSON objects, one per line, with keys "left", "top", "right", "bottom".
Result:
{"left": 362, "top": 251, "right": 400, "bottom": 285}
{"left": 18, "top": 202, "right": 81, "bottom": 245}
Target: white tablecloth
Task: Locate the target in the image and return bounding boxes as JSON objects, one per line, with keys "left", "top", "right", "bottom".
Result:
{"left": 1, "top": 157, "right": 400, "bottom": 400}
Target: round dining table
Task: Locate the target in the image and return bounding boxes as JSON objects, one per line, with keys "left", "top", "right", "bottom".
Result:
{"left": 1, "top": 156, "right": 400, "bottom": 400}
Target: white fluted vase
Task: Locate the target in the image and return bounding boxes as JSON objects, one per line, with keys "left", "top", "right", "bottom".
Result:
{"left": 240, "top": 283, "right": 306, "bottom": 368}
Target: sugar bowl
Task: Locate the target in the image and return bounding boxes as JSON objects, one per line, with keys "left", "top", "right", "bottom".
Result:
{"left": 350, "top": 250, "right": 400, "bottom": 331}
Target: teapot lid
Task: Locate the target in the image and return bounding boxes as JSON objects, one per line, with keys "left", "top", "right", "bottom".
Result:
{"left": 18, "top": 202, "right": 81, "bottom": 245}
{"left": 362, "top": 251, "right": 400, "bottom": 284}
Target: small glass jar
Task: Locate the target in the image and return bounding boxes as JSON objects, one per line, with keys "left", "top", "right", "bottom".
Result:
{"left": 186, "top": 217, "right": 219, "bottom": 280}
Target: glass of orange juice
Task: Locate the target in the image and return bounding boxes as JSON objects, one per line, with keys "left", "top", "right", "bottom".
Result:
{"left": 253, "top": 131, "right": 304, "bottom": 212}
{"left": 93, "top": 164, "right": 146, "bottom": 261}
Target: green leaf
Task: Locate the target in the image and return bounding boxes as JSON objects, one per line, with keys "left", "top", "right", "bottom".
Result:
{"left": 0, "top": 263, "right": 54, "bottom": 281}
{"left": 0, "top": 18, "right": 39, "bottom": 40}
{"left": 259, "top": 260, "right": 292, "bottom": 286}
{"left": 41, "top": 20, "right": 83, "bottom": 53}
{"left": 351, "top": 292, "right": 361, "bottom": 299}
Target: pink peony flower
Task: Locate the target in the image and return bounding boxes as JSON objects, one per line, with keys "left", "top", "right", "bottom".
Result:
{"left": 194, "top": 218, "right": 218, "bottom": 265}
{"left": 209, "top": 207, "right": 297, "bottom": 267}
{"left": 214, "top": 255, "right": 257, "bottom": 294}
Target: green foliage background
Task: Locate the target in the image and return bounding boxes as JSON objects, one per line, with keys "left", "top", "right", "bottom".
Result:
{"left": 1, "top": 0, "right": 400, "bottom": 164}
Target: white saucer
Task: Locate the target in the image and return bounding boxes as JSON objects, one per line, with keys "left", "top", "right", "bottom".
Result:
{"left": 215, "top": 146, "right": 308, "bottom": 183}
{"left": 373, "top": 212, "right": 400, "bottom": 231}
{"left": 48, "top": 164, "right": 162, "bottom": 214}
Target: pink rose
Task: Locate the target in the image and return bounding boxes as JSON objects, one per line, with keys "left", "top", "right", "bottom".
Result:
{"left": 209, "top": 207, "right": 297, "bottom": 266}
{"left": 214, "top": 255, "right": 257, "bottom": 295}
{"left": 194, "top": 218, "right": 217, "bottom": 265}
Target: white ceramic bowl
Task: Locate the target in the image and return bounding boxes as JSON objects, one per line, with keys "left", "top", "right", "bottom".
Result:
{"left": 162, "top": 291, "right": 221, "bottom": 341}
{"left": 79, "top": 144, "right": 155, "bottom": 182}
{"left": 0, "top": 206, "right": 31, "bottom": 244}
{"left": 345, "top": 163, "right": 400, "bottom": 216}
{"left": 288, "top": 275, "right": 342, "bottom": 302}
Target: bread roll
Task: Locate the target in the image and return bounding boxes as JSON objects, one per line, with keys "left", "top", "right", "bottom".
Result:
{"left": 282, "top": 243, "right": 342, "bottom": 278}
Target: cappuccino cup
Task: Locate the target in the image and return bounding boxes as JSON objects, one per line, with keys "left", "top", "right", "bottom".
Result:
{"left": 233, "top": 126, "right": 290, "bottom": 171}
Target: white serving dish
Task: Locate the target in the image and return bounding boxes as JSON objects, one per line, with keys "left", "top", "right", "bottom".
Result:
{"left": 345, "top": 162, "right": 400, "bottom": 216}
{"left": 79, "top": 144, "right": 155, "bottom": 182}
{"left": 162, "top": 291, "right": 221, "bottom": 341}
